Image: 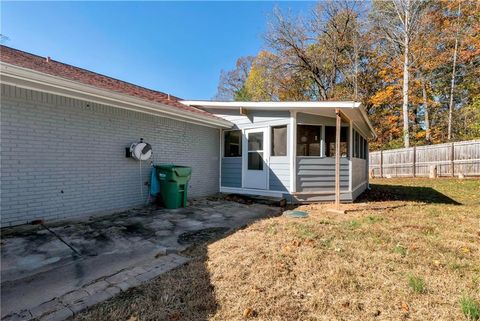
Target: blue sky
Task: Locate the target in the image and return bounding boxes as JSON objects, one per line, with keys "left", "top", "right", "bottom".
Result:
{"left": 1, "top": 1, "right": 315, "bottom": 99}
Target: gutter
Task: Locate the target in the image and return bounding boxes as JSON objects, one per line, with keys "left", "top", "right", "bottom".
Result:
{"left": 0, "top": 62, "right": 233, "bottom": 129}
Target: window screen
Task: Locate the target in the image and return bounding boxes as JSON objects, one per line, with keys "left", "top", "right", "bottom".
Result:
{"left": 247, "top": 131, "right": 264, "bottom": 170}
{"left": 297, "top": 125, "right": 321, "bottom": 156}
{"left": 353, "top": 131, "right": 358, "bottom": 158}
{"left": 356, "top": 131, "right": 361, "bottom": 158}
{"left": 363, "top": 138, "right": 368, "bottom": 159}
{"left": 224, "top": 130, "right": 242, "bottom": 157}
{"left": 271, "top": 125, "right": 287, "bottom": 156}
{"left": 325, "top": 126, "right": 348, "bottom": 157}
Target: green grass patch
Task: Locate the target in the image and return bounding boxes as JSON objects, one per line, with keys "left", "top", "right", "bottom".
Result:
{"left": 460, "top": 295, "right": 480, "bottom": 321}
{"left": 393, "top": 244, "right": 408, "bottom": 257}
{"left": 317, "top": 238, "right": 333, "bottom": 249}
{"left": 449, "top": 262, "right": 470, "bottom": 271}
{"left": 349, "top": 220, "right": 361, "bottom": 229}
{"left": 291, "top": 223, "right": 317, "bottom": 240}
{"left": 365, "top": 215, "right": 385, "bottom": 223}
{"left": 266, "top": 223, "right": 278, "bottom": 235}
{"left": 408, "top": 275, "right": 427, "bottom": 294}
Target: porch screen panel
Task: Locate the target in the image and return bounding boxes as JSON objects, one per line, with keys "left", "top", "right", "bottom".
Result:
{"left": 224, "top": 130, "right": 242, "bottom": 157}
{"left": 271, "top": 125, "right": 287, "bottom": 156}
{"left": 325, "top": 126, "right": 348, "bottom": 157}
{"left": 297, "top": 125, "right": 321, "bottom": 156}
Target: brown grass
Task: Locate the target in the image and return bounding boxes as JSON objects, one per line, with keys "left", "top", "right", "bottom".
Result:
{"left": 71, "top": 178, "right": 480, "bottom": 321}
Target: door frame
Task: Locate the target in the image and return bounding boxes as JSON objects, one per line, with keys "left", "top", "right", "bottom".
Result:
{"left": 242, "top": 127, "right": 269, "bottom": 190}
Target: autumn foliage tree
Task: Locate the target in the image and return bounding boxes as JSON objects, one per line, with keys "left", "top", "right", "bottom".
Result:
{"left": 215, "top": 0, "right": 480, "bottom": 150}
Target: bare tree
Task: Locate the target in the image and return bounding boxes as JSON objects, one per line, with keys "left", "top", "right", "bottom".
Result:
{"left": 265, "top": 1, "right": 356, "bottom": 100}
{"left": 313, "top": 1, "right": 366, "bottom": 100}
{"left": 371, "top": 0, "right": 427, "bottom": 148}
{"left": 214, "top": 56, "right": 254, "bottom": 101}
{"left": 265, "top": 8, "right": 329, "bottom": 100}
{"left": 264, "top": 2, "right": 364, "bottom": 101}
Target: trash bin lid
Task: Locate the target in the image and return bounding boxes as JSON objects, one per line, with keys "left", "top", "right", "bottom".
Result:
{"left": 155, "top": 164, "right": 175, "bottom": 171}
{"left": 174, "top": 166, "right": 191, "bottom": 177}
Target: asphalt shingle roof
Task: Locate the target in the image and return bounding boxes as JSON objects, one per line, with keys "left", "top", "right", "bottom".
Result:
{"left": 0, "top": 45, "right": 218, "bottom": 119}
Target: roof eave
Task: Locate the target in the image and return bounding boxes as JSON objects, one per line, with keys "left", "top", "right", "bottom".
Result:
{"left": 181, "top": 100, "right": 361, "bottom": 109}
{"left": 0, "top": 62, "right": 233, "bottom": 129}
{"left": 182, "top": 100, "right": 376, "bottom": 138}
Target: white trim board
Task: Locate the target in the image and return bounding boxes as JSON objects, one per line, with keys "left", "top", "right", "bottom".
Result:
{"left": 220, "top": 186, "right": 284, "bottom": 198}
{"left": 182, "top": 100, "right": 361, "bottom": 109}
{"left": 289, "top": 111, "right": 297, "bottom": 193}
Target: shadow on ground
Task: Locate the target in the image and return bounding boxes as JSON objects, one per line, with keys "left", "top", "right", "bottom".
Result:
{"left": 71, "top": 227, "right": 239, "bottom": 321}
{"left": 357, "top": 183, "right": 461, "bottom": 205}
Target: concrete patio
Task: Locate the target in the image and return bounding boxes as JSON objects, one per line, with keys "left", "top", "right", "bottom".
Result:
{"left": 1, "top": 197, "right": 281, "bottom": 321}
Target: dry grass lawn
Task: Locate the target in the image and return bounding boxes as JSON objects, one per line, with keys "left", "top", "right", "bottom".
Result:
{"left": 71, "top": 178, "right": 480, "bottom": 321}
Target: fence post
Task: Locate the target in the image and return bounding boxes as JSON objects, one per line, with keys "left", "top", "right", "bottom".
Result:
{"left": 451, "top": 142, "right": 455, "bottom": 177}
{"left": 380, "top": 150, "right": 383, "bottom": 178}
{"left": 412, "top": 146, "right": 416, "bottom": 178}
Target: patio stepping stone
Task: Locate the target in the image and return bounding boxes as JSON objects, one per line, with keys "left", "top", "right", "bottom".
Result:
{"left": 283, "top": 210, "right": 309, "bottom": 218}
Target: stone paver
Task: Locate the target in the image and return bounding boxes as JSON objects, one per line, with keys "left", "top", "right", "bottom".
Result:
{"left": 30, "top": 299, "right": 63, "bottom": 319}
{"left": 1, "top": 198, "right": 280, "bottom": 321}
{"left": 2, "top": 254, "right": 190, "bottom": 321}
{"left": 38, "top": 308, "right": 73, "bottom": 321}
{"left": 83, "top": 280, "right": 109, "bottom": 295}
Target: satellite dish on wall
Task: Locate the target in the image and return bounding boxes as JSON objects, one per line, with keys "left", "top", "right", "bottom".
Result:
{"left": 129, "top": 138, "right": 152, "bottom": 161}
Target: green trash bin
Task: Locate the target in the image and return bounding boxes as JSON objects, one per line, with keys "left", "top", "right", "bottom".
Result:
{"left": 155, "top": 164, "right": 192, "bottom": 209}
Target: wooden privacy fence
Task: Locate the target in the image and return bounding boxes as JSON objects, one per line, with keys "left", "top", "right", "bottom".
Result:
{"left": 369, "top": 140, "right": 480, "bottom": 178}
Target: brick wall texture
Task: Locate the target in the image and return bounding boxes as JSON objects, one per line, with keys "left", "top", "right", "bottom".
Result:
{"left": 1, "top": 84, "right": 220, "bottom": 227}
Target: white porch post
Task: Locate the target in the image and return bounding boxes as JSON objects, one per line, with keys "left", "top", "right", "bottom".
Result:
{"left": 289, "top": 111, "right": 297, "bottom": 193}
{"left": 219, "top": 129, "right": 223, "bottom": 190}
{"left": 348, "top": 120, "right": 353, "bottom": 192}
{"left": 335, "top": 109, "right": 341, "bottom": 210}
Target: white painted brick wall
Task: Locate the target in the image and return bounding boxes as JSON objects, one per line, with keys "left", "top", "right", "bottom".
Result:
{"left": 0, "top": 84, "right": 220, "bottom": 227}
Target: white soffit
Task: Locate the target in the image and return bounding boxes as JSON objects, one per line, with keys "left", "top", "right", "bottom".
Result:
{"left": 182, "top": 100, "right": 376, "bottom": 139}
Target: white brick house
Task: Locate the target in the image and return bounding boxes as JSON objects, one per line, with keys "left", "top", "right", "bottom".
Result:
{"left": 0, "top": 46, "right": 232, "bottom": 227}
{"left": 0, "top": 46, "right": 376, "bottom": 227}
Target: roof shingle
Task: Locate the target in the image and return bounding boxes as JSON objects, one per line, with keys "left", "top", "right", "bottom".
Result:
{"left": 0, "top": 45, "right": 218, "bottom": 119}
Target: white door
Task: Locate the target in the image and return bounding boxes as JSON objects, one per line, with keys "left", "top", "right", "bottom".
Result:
{"left": 243, "top": 127, "right": 268, "bottom": 189}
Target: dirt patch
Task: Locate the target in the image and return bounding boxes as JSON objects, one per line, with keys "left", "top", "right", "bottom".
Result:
{"left": 178, "top": 227, "right": 230, "bottom": 245}
{"left": 121, "top": 222, "right": 156, "bottom": 238}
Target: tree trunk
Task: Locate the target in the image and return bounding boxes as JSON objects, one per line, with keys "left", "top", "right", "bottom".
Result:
{"left": 422, "top": 77, "right": 430, "bottom": 143}
{"left": 448, "top": 3, "right": 461, "bottom": 141}
{"left": 353, "top": 32, "right": 359, "bottom": 101}
{"left": 401, "top": 2, "right": 410, "bottom": 148}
